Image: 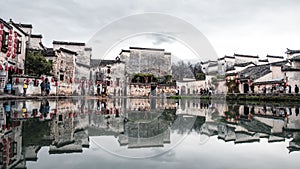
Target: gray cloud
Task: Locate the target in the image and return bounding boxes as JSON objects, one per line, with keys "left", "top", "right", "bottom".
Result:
{"left": 1, "top": 0, "right": 300, "bottom": 57}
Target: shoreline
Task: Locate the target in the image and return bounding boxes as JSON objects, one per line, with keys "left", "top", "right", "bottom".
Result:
{"left": 1, "top": 93, "right": 300, "bottom": 102}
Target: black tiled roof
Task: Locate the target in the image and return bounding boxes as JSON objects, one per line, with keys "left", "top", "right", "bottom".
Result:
{"left": 207, "top": 62, "right": 218, "bottom": 67}
{"left": 53, "top": 41, "right": 85, "bottom": 46}
{"left": 30, "top": 34, "right": 43, "bottom": 38}
{"left": 290, "top": 55, "right": 300, "bottom": 61}
{"left": 285, "top": 48, "right": 300, "bottom": 55}
{"left": 259, "top": 59, "right": 268, "bottom": 62}
{"left": 84, "top": 48, "right": 92, "bottom": 51}
{"left": 119, "top": 49, "right": 130, "bottom": 55}
{"left": 253, "top": 79, "right": 284, "bottom": 85}
{"left": 234, "top": 62, "right": 256, "bottom": 67}
{"left": 18, "top": 23, "right": 33, "bottom": 28}
{"left": 0, "top": 18, "right": 12, "bottom": 29}
{"left": 129, "top": 47, "right": 165, "bottom": 51}
{"left": 219, "top": 55, "right": 235, "bottom": 61}
{"left": 90, "top": 59, "right": 101, "bottom": 67}
{"left": 76, "top": 62, "right": 90, "bottom": 68}
{"left": 266, "top": 55, "right": 284, "bottom": 59}
{"left": 234, "top": 53, "right": 259, "bottom": 58}
{"left": 238, "top": 64, "right": 271, "bottom": 80}
{"left": 281, "top": 66, "right": 300, "bottom": 72}
{"left": 225, "top": 55, "right": 235, "bottom": 59}
{"left": 270, "top": 60, "right": 288, "bottom": 66}
{"left": 201, "top": 60, "right": 217, "bottom": 65}
{"left": 58, "top": 48, "right": 78, "bottom": 55}
{"left": 226, "top": 66, "right": 235, "bottom": 72}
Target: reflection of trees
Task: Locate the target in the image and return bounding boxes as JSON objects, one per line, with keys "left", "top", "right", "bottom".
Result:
{"left": 22, "top": 119, "right": 52, "bottom": 146}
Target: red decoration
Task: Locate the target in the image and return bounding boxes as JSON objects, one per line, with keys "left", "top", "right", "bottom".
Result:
{"left": 0, "top": 23, "right": 4, "bottom": 29}
{"left": 51, "top": 77, "right": 54, "bottom": 82}
{"left": 6, "top": 52, "right": 11, "bottom": 57}
{"left": 9, "top": 29, "right": 13, "bottom": 34}
{"left": 55, "top": 81, "right": 58, "bottom": 86}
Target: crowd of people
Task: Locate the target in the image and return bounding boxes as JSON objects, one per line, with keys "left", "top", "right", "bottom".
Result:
{"left": 261, "top": 84, "right": 299, "bottom": 94}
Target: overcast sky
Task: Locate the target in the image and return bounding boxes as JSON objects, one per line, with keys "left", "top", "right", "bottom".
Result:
{"left": 2, "top": 0, "right": 300, "bottom": 60}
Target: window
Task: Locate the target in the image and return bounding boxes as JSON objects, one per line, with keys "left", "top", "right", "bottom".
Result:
{"left": 60, "top": 74, "right": 64, "bottom": 81}
{"left": 13, "top": 142, "right": 17, "bottom": 156}
{"left": 1, "top": 30, "right": 9, "bottom": 53}
{"left": 17, "top": 39, "right": 22, "bottom": 54}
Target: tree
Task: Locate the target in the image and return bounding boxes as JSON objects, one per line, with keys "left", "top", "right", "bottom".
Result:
{"left": 25, "top": 51, "right": 52, "bottom": 76}
{"left": 188, "top": 62, "right": 206, "bottom": 80}
{"left": 171, "top": 61, "right": 194, "bottom": 81}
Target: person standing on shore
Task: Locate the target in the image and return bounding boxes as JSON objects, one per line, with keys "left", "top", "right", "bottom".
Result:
{"left": 23, "top": 80, "right": 28, "bottom": 96}
{"left": 295, "top": 85, "right": 299, "bottom": 94}
{"left": 46, "top": 82, "right": 51, "bottom": 96}
{"left": 288, "top": 85, "right": 292, "bottom": 93}
{"left": 40, "top": 81, "right": 45, "bottom": 96}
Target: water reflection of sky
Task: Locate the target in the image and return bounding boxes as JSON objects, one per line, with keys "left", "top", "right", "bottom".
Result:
{"left": 1, "top": 98, "right": 300, "bottom": 169}
{"left": 27, "top": 132, "right": 299, "bottom": 169}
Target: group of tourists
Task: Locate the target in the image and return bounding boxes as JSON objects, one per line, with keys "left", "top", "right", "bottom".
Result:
{"left": 261, "top": 84, "right": 299, "bottom": 94}
{"left": 22, "top": 78, "right": 51, "bottom": 96}
{"left": 40, "top": 79, "right": 51, "bottom": 96}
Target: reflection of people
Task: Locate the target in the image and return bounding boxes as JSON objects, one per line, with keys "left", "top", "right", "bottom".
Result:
{"left": 295, "top": 85, "right": 299, "bottom": 94}
{"left": 97, "top": 99, "right": 100, "bottom": 110}
{"left": 39, "top": 100, "right": 45, "bottom": 114}
{"left": 45, "top": 100, "right": 50, "bottom": 113}
{"left": 23, "top": 80, "right": 28, "bottom": 96}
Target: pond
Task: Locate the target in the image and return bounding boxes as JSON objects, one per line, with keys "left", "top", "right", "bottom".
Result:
{"left": 0, "top": 98, "right": 299, "bottom": 169}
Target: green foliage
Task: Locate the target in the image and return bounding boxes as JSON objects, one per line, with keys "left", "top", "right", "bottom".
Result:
{"left": 25, "top": 51, "right": 52, "bottom": 76}
{"left": 195, "top": 72, "right": 206, "bottom": 80}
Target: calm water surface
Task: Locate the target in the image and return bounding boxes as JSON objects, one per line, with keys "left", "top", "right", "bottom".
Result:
{"left": 1, "top": 98, "right": 299, "bottom": 169}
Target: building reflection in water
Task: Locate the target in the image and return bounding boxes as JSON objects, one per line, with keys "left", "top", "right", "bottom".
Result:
{"left": 0, "top": 98, "right": 300, "bottom": 168}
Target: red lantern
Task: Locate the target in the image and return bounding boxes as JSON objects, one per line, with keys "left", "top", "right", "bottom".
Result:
{"left": 9, "top": 29, "right": 13, "bottom": 34}
{"left": 0, "top": 23, "right": 4, "bottom": 29}
{"left": 6, "top": 52, "right": 11, "bottom": 57}
{"left": 55, "top": 81, "right": 58, "bottom": 86}
{"left": 12, "top": 54, "right": 16, "bottom": 59}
